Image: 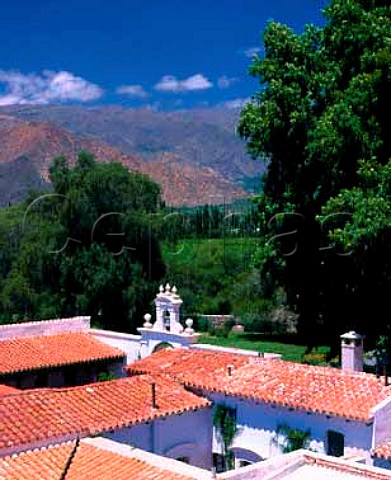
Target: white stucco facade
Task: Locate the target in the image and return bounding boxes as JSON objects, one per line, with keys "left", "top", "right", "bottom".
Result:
{"left": 103, "top": 407, "right": 213, "bottom": 470}
{"left": 205, "top": 393, "right": 374, "bottom": 467}
{"left": 90, "top": 329, "right": 143, "bottom": 366}
{"left": 372, "top": 396, "right": 391, "bottom": 449}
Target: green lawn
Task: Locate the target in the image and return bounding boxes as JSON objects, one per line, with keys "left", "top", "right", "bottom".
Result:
{"left": 198, "top": 332, "right": 330, "bottom": 363}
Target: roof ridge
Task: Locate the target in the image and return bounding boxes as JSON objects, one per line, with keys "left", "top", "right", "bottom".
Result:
{"left": 0, "top": 330, "right": 91, "bottom": 342}
{"left": 0, "top": 316, "right": 90, "bottom": 329}
{"left": 247, "top": 357, "right": 389, "bottom": 380}
{"left": 0, "top": 375, "right": 158, "bottom": 397}
{"left": 2, "top": 441, "right": 77, "bottom": 460}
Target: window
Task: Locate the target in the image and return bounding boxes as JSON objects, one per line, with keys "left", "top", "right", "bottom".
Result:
{"left": 239, "top": 460, "right": 252, "bottom": 467}
{"left": 327, "top": 430, "right": 344, "bottom": 457}
{"left": 176, "top": 456, "right": 190, "bottom": 464}
{"left": 213, "top": 453, "right": 225, "bottom": 473}
{"left": 163, "top": 310, "right": 171, "bottom": 331}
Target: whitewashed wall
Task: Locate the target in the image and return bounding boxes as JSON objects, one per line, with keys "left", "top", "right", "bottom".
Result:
{"left": 372, "top": 396, "right": 391, "bottom": 448}
{"left": 0, "top": 317, "right": 90, "bottom": 340}
{"left": 137, "top": 328, "right": 199, "bottom": 356}
{"left": 90, "top": 329, "right": 142, "bottom": 365}
{"left": 207, "top": 393, "right": 373, "bottom": 465}
{"left": 91, "top": 328, "right": 198, "bottom": 364}
{"left": 103, "top": 407, "right": 213, "bottom": 469}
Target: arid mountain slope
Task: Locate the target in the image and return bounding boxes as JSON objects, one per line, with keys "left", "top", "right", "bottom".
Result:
{"left": 0, "top": 116, "right": 247, "bottom": 207}
{"left": 1, "top": 105, "right": 265, "bottom": 188}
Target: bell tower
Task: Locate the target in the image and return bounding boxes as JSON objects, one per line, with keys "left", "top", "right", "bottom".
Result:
{"left": 154, "top": 284, "right": 184, "bottom": 334}
{"left": 137, "top": 284, "right": 200, "bottom": 357}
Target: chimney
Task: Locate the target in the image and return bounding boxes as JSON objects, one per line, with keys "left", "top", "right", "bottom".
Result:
{"left": 384, "top": 365, "right": 389, "bottom": 387}
{"left": 151, "top": 382, "right": 158, "bottom": 409}
{"left": 340, "top": 331, "right": 363, "bottom": 372}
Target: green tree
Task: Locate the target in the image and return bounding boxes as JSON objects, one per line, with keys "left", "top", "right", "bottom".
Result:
{"left": 239, "top": 0, "right": 390, "bottom": 347}
{"left": 319, "top": 157, "right": 391, "bottom": 344}
{"left": 49, "top": 152, "right": 165, "bottom": 331}
{"left": 0, "top": 152, "right": 165, "bottom": 331}
{"left": 213, "top": 405, "right": 237, "bottom": 471}
{"left": 273, "top": 423, "right": 311, "bottom": 453}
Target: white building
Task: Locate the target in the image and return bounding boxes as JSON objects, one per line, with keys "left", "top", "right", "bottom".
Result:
{"left": 0, "top": 373, "right": 213, "bottom": 469}
{"left": 0, "top": 316, "right": 126, "bottom": 389}
{"left": 3, "top": 439, "right": 391, "bottom": 480}
{"left": 3, "top": 284, "right": 391, "bottom": 477}
{"left": 127, "top": 346, "right": 391, "bottom": 470}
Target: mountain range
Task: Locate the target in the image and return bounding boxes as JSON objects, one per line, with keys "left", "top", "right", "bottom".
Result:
{"left": 0, "top": 105, "right": 265, "bottom": 207}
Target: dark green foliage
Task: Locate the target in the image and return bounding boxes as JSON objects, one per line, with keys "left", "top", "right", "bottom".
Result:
{"left": 239, "top": 0, "right": 390, "bottom": 347}
{"left": 207, "top": 317, "right": 236, "bottom": 338}
{"left": 274, "top": 423, "right": 311, "bottom": 453}
{"left": 162, "top": 236, "right": 269, "bottom": 319}
{"left": 213, "top": 405, "right": 237, "bottom": 471}
{"left": 0, "top": 152, "right": 165, "bottom": 331}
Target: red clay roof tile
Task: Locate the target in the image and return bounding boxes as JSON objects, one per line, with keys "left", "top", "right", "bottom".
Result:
{"left": 0, "top": 441, "right": 194, "bottom": 480}
{"left": 0, "top": 375, "right": 210, "bottom": 454}
{"left": 0, "top": 385, "right": 19, "bottom": 395}
{"left": 126, "top": 348, "right": 391, "bottom": 421}
{"left": 373, "top": 441, "right": 391, "bottom": 460}
{"left": 0, "top": 332, "right": 125, "bottom": 376}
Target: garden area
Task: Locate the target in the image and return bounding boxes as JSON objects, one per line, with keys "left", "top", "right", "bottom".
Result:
{"left": 198, "top": 331, "right": 331, "bottom": 364}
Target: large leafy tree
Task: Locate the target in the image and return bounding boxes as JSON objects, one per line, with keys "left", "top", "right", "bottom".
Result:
{"left": 239, "top": 0, "right": 390, "bottom": 346}
{"left": 0, "top": 152, "right": 165, "bottom": 331}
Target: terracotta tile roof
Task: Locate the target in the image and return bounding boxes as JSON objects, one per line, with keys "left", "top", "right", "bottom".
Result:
{"left": 126, "top": 348, "right": 250, "bottom": 386}
{"left": 0, "top": 385, "right": 19, "bottom": 396}
{"left": 127, "top": 348, "right": 391, "bottom": 421}
{"left": 372, "top": 441, "right": 391, "bottom": 460}
{"left": 0, "top": 375, "right": 211, "bottom": 454}
{"left": 0, "top": 332, "right": 125, "bottom": 376}
{"left": 0, "top": 441, "right": 194, "bottom": 480}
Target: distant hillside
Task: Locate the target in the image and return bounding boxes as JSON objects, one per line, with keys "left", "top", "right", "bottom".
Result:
{"left": 0, "top": 114, "right": 248, "bottom": 207}
{"left": 1, "top": 105, "right": 265, "bottom": 188}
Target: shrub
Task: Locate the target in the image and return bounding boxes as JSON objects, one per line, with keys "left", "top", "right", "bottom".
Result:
{"left": 303, "top": 352, "right": 328, "bottom": 366}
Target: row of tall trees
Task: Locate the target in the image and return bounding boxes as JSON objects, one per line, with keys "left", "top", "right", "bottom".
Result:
{"left": 160, "top": 203, "right": 258, "bottom": 243}
{"left": 239, "top": 0, "right": 390, "bottom": 347}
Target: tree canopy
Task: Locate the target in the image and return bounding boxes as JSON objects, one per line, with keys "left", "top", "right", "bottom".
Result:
{"left": 239, "top": 0, "right": 390, "bottom": 347}
{"left": 0, "top": 152, "right": 165, "bottom": 331}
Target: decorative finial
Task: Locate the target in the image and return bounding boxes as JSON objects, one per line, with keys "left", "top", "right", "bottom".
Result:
{"left": 165, "top": 283, "right": 171, "bottom": 292}
{"left": 172, "top": 285, "right": 177, "bottom": 294}
{"left": 159, "top": 285, "right": 164, "bottom": 293}
{"left": 143, "top": 313, "right": 152, "bottom": 328}
{"left": 184, "top": 318, "right": 194, "bottom": 334}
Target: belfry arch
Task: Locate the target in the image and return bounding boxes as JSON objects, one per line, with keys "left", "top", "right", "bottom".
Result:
{"left": 137, "top": 284, "right": 200, "bottom": 357}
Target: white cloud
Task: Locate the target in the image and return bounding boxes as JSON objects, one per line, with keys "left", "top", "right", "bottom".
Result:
{"left": 242, "top": 46, "right": 262, "bottom": 58}
{"left": 217, "top": 75, "right": 239, "bottom": 89}
{"left": 0, "top": 70, "right": 103, "bottom": 105}
{"left": 116, "top": 84, "right": 149, "bottom": 98}
{"left": 221, "top": 97, "right": 251, "bottom": 109}
{"left": 154, "top": 73, "right": 213, "bottom": 93}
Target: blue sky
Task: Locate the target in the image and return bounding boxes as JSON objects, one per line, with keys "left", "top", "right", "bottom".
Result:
{"left": 0, "top": 0, "right": 327, "bottom": 110}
